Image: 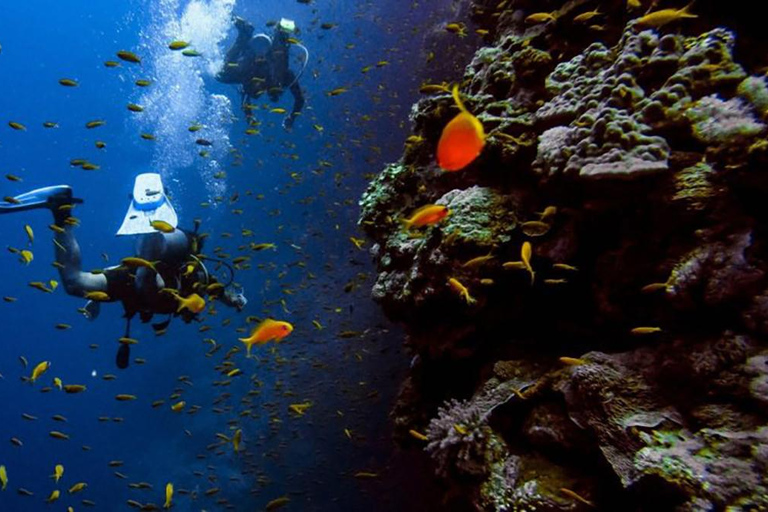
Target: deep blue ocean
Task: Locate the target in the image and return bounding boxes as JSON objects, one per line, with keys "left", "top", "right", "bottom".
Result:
{"left": 0, "top": 0, "right": 478, "bottom": 510}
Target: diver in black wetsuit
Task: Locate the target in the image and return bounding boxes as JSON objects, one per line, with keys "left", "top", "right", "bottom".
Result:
{"left": 0, "top": 175, "right": 247, "bottom": 368}
{"left": 216, "top": 17, "right": 307, "bottom": 130}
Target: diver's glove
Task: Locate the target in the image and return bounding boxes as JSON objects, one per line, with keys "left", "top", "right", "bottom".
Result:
{"left": 82, "top": 300, "right": 101, "bottom": 321}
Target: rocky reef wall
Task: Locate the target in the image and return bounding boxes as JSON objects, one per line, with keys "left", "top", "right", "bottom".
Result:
{"left": 359, "top": 0, "right": 768, "bottom": 510}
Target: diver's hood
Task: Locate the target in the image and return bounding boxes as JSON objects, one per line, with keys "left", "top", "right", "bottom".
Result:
{"left": 116, "top": 173, "right": 178, "bottom": 236}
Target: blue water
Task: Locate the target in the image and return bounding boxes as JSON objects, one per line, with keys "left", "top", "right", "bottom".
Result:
{"left": 0, "top": 0, "right": 477, "bottom": 510}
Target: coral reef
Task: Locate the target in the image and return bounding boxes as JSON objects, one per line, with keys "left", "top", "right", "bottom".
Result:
{"left": 359, "top": 0, "right": 768, "bottom": 510}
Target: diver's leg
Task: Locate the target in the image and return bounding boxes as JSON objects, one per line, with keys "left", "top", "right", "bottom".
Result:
{"left": 134, "top": 231, "right": 191, "bottom": 298}
{"left": 54, "top": 221, "right": 108, "bottom": 296}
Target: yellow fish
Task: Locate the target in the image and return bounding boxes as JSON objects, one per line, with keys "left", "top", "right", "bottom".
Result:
{"left": 521, "top": 242, "right": 535, "bottom": 285}
{"left": 0, "top": 464, "right": 7, "bottom": 490}
{"left": 46, "top": 490, "right": 60, "bottom": 503}
{"left": 164, "top": 482, "right": 173, "bottom": 509}
{"left": 19, "top": 250, "right": 33, "bottom": 265}
{"left": 68, "top": 482, "right": 87, "bottom": 494}
{"left": 150, "top": 220, "right": 175, "bottom": 233}
{"left": 447, "top": 277, "right": 476, "bottom": 305}
{"left": 24, "top": 224, "right": 33, "bottom": 243}
{"left": 233, "top": 429, "right": 242, "bottom": 452}
{"left": 172, "top": 292, "right": 206, "bottom": 314}
{"left": 121, "top": 257, "right": 157, "bottom": 272}
{"left": 631, "top": 327, "right": 662, "bottom": 335}
{"left": 31, "top": 361, "right": 51, "bottom": 383}
{"left": 52, "top": 464, "right": 64, "bottom": 483}
{"left": 84, "top": 291, "right": 110, "bottom": 301}
{"left": 525, "top": 11, "right": 557, "bottom": 24}
{"left": 635, "top": 3, "right": 696, "bottom": 28}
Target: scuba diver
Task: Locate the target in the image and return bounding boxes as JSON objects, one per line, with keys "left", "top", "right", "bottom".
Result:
{"left": 216, "top": 17, "right": 308, "bottom": 131}
{"left": 0, "top": 173, "right": 247, "bottom": 369}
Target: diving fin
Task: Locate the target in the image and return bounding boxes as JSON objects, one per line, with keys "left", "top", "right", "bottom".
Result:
{"left": 116, "top": 344, "right": 130, "bottom": 369}
{"left": 0, "top": 185, "right": 82, "bottom": 214}
{"left": 116, "top": 173, "right": 178, "bottom": 236}
{"left": 152, "top": 316, "right": 172, "bottom": 333}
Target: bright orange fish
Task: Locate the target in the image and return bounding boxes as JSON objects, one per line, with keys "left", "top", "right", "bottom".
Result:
{"left": 436, "top": 84, "right": 485, "bottom": 171}
{"left": 402, "top": 204, "right": 450, "bottom": 229}
{"left": 239, "top": 319, "right": 294, "bottom": 357}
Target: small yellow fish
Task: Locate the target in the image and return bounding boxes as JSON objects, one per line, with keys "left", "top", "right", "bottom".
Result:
{"left": 559, "top": 357, "right": 587, "bottom": 366}
{"left": 164, "top": 482, "right": 173, "bottom": 509}
{"left": 641, "top": 282, "right": 669, "bottom": 293}
{"left": 84, "top": 291, "right": 110, "bottom": 301}
{"left": 573, "top": 9, "right": 601, "bottom": 23}
{"left": 289, "top": 402, "right": 312, "bottom": 415}
{"left": 31, "top": 361, "right": 51, "bottom": 383}
{"left": 171, "top": 401, "right": 186, "bottom": 412}
{"left": 19, "top": 250, "right": 33, "bottom": 265}
{"left": 8, "top": 121, "right": 26, "bottom": 131}
{"left": 635, "top": 3, "right": 696, "bottom": 28}
{"left": 270, "top": 107, "right": 287, "bottom": 114}
{"left": 24, "top": 224, "right": 34, "bottom": 243}
{"left": 631, "top": 327, "right": 662, "bottom": 335}
{"left": 168, "top": 40, "right": 190, "bottom": 50}
{"left": 266, "top": 496, "right": 290, "bottom": 511}
{"left": 116, "top": 50, "right": 141, "bottom": 63}
{"left": 150, "top": 220, "right": 175, "bottom": 233}
{"left": 521, "top": 220, "right": 551, "bottom": 237}
{"left": 121, "top": 257, "right": 157, "bottom": 272}
{"left": 63, "top": 384, "right": 86, "bottom": 394}
{"left": 408, "top": 429, "right": 429, "bottom": 441}
{"left": 553, "top": 263, "right": 578, "bottom": 272}
{"left": 461, "top": 253, "right": 494, "bottom": 268}
{"left": 51, "top": 464, "right": 64, "bottom": 483}
{"left": 115, "top": 394, "right": 137, "bottom": 401}
{"left": 525, "top": 11, "right": 557, "bottom": 24}
{"left": 522, "top": 241, "right": 535, "bottom": 285}
{"left": 448, "top": 277, "right": 476, "bottom": 305}
{"left": 232, "top": 429, "right": 242, "bottom": 452}
{"left": 0, "top": 465, "right": 7, "bottom": 490}
{"left": 68, "top": 482, "right": 87, "bottom": 494}
{"left": 58, "top": 78, "right": 78, "bottom": 87}
{"left": 326, "top": 87, "right": 349, "bottom": 97}
{"left": 46, "top": 490, "right": 60, "bottom": 503}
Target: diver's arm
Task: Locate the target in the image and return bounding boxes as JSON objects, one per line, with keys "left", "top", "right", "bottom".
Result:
{"left": 54, "top": 227, "right": 108, "bottom": 296}
{"left": 217, "top": 37, "right": 251, "bottom": 84}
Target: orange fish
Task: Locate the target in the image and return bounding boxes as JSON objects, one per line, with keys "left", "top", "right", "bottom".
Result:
{"left": 238, "top": 319, "right": 293, "bottom": 357}
{"left": 436, "top": 84, "right": 485, "bottom": 171}
{"left": 402, "top": 204, "right": 450, "bottom": 229}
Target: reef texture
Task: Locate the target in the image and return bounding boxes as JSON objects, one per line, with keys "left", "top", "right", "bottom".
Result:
{"left": 360, "top": 0, "right": 768, "bottom": 510}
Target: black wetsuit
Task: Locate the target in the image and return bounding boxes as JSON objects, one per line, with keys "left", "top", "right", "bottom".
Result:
{"left": 103, "top": 229, "right": 208, "bottom": 326}
{"left": 216, "top": 29, "right": 304, "bottom": 122}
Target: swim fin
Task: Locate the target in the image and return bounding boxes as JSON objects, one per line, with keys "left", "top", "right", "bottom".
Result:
{"left": 0, "top": 185, "right": 82, "bottom": 214}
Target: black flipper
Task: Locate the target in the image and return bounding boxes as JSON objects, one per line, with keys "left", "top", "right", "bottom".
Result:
{"left": 152, "top": 316, "right": 172, "bottom": 333}
{"left": 116, "top": 344, "right": 130, "bottom": 370}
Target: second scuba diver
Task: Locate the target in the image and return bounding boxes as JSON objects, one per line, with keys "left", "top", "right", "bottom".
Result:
{"left": 215, "top": 17, "right": 307, "bottom": 131}
{"left": 0, "top": 173, "right": 247, "bottom": 369}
